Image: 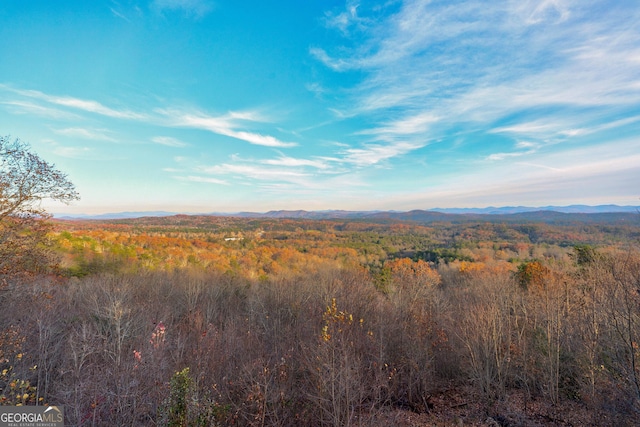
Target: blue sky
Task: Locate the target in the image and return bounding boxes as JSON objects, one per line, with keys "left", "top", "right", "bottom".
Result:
{"left": 1, "top": 0, "right": 639, "bottom": 214}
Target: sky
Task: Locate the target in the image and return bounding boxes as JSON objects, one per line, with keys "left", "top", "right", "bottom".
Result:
{"left": 1, "top": 0, "right": 639, "bottom": 215}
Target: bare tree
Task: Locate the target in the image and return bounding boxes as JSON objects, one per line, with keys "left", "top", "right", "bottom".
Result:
{"left": 0, "top": 136, "right": 79, "bottom": 278}
{"left": 1, "top": 135, "right": 78, "bottom": 218}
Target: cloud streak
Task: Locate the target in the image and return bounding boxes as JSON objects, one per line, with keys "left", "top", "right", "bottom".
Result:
{"left": 340, "top": 141, "right": 424, "bottom": 166}
{"left": 1, "top": 85, "right": 296, "bottom": 149}
{"left": 158, "top": 109, "right": 298, "bottom": 148}
{"left": 387, "top": 139, "right": 640, "bottom": 209}
{"left": 52, "top": 146, "right": 94, "bottom": 159}
{"left": 199, "top": 163, "right": 310, "bottom": 181}
{"left": 260, "top": 155, "right": 330, "bottom": 170}
{"left": 54, "top": 127, "right": 116, "bottom": 141}
{"left": 0, "top": 100, "right": 81, "bottom": 120}
{"left": 175, "top": 175, "right": 228, "bottom": 185}
{"left": 151, "top": 136, "right": 188, "bottom": 147}
{"left": 316, "top": 0, "right": 640, "bottom": 151}
{"left": 10, "top": 87, "right": 147, "bottom": 120}
{"left": 2, "top": 1, "right": 638, "bottom": 212}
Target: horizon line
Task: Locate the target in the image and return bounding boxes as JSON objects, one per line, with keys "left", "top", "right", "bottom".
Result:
{"left": 52, "top": 204, "right": 640, "bottom": 219}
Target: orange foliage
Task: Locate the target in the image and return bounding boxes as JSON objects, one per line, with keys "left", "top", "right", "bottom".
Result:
{"left": 516, "top": 260, "right": 550, "bottom": 291}
{"left": 387, "top": 258, "right": 441, "bottom": 286}
{"left": 458, "top": 261, "right": 486, "bottom": 274}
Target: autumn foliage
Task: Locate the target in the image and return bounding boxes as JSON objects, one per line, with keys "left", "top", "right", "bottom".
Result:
{"left": 1, "top": 136, "right": 79, "bottom": 281}
{"left": 1, "top": 212, "right": 640, "bottom": 425}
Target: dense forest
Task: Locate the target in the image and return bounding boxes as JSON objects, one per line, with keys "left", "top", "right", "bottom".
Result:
{"left": 2, "top": 213, "right": 640, "bottom": 426}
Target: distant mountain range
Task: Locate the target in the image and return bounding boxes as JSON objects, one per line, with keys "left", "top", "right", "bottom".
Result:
{"left": 430, "top": 205, "right": 640, "bottom": 214}
{"left": 55, "top": 205, "right": 640, "bottom": 221}
{"left": 56, "top": 211, "right": 179, "bottom": 220}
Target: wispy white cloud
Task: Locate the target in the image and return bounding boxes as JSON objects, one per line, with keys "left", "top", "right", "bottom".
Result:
{"left": 515, "top": 141, "right": 537, "bottom": 149}
{"left": 52, "top": 97, "right": 142, "bottom": 119}
{"left": 323, "top": 1, "right": 362, "bottom": 35}
{"left": 183, "top": 151, "right": 369, "bottom": 194}
{"left": 491, "top": 113, "right": 640, "bottom": 142}
{"left": 386, "top": 136, "right": 640, "bottom": 209}
{"left": 110, "top": 7, "right": 131, "bottom": 22}
{"left": 486, "top": 141, "right": 540, "bottom": 161}
{"left": 315, "top": 0, "right": 640, "bottom": 150}
{"left": 54, "top": 127, "right": 116, "bottom": 141}
{"left": 514, "top": 0, "right": 572, "bottom": 25}
{"left": 315, "top": 0, "right": 500, "bottom": 73}
{"left": 10, "top": 87, "right": 147, "bottom": 120}
{"left": 260, "top": 155, "right": 330, "bottom": 170}
{"left": 486, "top": 147, "right": 538, "bottom": 161}
{"left": 199, "top": 163, "right": 310, "bottom": 181}
{"left": 151, "top": 136, "right": 188, "bottom": 147}
{"left": 305, "top": 82, "right": 326, "bottom": 97}
{"left": 492, "top": 121, "right": 564, "bottom": 136}
{"left": 158, "top": 109, "right": 297, "bottom": 148}
{"left": 490, "top": 118, "right": 587, "bottom": 140}
{"left": 308, "top": 0, "right": 640, "bottom": 210}
{"left": 309, "top": 48, "right": 352, "bottom": 72}
{"left": 359, "top": 112, "right": 439, "bottom": 140}
{"left": 516, "top": 162, "right": 564, "bottom": 173}
{"left": 0, "top": 100, "right": 81, "bottom": 120}
{"left": 341, "top": 141, "right": 424, "bottom": 166}
{"left": 174, "top": 175, "right": 228, "bottom": 185}
{"left": 52, "top": 146, "right": 94, "bottom": 159}
{"left": 2, "top": 84, "right": 296, "bottom": 150}
{"left": 229, "top": 131, "right": 295, "bottom": 148}
{"left": 326, "top": 111, "right": 438, "bottom": 168}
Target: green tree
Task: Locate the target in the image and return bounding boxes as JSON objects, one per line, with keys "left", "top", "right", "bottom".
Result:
{"left": 572, "top": 244, "right": 598, "bottom": 266}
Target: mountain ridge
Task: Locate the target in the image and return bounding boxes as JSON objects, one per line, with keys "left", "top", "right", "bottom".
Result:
{"left": 55, "top": 205, "right": 639, "bottom": 220}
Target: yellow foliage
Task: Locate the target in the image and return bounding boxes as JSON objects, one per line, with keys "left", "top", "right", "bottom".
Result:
{"left": 458, "top": 261, "right": 486, "bottom": 273}
{"left": 321, "top": 298, "right": 356, "bottom": 342}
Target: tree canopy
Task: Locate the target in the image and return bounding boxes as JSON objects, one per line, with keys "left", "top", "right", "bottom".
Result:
{"left": 0, "top": 135, "right": 79, "bottom": 219}
{"left": 0, "top": 135, "right": 79, "bottom": 278}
